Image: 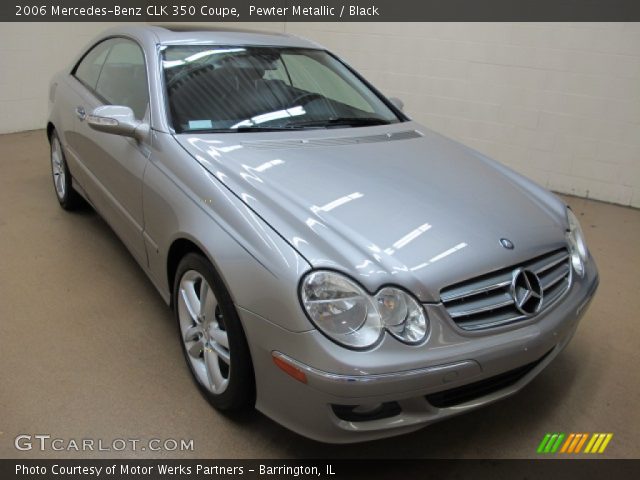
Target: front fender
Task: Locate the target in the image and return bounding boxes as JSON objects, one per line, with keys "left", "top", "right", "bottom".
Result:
{"left": 142, "top": 131, "right": 313, "bottom": 333}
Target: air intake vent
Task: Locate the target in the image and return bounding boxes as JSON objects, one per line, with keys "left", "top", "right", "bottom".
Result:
{"left": 426, "top": 349, "right": 553, "bottom": 408}
{"left": 440, "top": 248, "right": 572, "bottom": 331}
{"left": 242, "top": 129, "right": 422, "bottom": 150}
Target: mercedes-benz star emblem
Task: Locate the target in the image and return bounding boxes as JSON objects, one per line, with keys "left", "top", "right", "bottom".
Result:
{"left": 500, "top": 238, "right": 514, "bottom": 249}
{"left": 510, "top": 268, "right": 543, "bottom": 316}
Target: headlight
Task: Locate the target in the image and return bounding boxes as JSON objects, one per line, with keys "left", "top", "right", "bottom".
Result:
{"left": 566, "top": 208, "right": 589, "bottom": 277}
{"left": 300, "top": 271, "right": 428, "bottom": 349}
{"left": 376, "top": 287, "right": 428, "bottom": 344}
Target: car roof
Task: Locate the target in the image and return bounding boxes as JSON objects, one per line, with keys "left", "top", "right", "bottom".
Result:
{"left": 111, "top": 24, "right": 323, "bottom": 49}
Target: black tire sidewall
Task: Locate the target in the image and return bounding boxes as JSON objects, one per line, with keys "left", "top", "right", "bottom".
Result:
{"left": 173, "top": 253, "right": 255, "bottom": 411}
{"left": 50, "top": 130, "right": 79, "bottom": 210}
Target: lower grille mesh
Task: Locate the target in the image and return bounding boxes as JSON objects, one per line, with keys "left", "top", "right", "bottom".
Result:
{"left": 426, "top": 349, "right": 553, "bottom": 408}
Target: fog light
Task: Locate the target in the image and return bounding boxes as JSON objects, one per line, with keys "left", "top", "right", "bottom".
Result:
{"left": 332, "top": 402, "right": 401, "bottom": 422}
{"left": 352, "top": 403, "right": 384, "bottom": 415}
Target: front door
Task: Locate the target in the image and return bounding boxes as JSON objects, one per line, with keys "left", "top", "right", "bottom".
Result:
{"left": 69, "top": 38, "right": 150, "bottom": 266}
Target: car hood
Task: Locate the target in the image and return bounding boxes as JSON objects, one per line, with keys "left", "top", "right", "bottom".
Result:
{"left": 176, "top": 122, "right": 568, "bottom": 302}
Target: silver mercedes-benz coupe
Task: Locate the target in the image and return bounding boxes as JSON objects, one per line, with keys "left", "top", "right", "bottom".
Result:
{"left": 47, "top": 25, "right": 599, "bottom": 443}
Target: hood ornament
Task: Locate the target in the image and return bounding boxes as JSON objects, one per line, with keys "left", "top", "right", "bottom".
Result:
{"left": 511, "top": 268, "right": 543, "bottom": 316}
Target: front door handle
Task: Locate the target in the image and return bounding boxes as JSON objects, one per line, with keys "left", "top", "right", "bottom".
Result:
{"left": 75, "top": 106, "right": 86, "bottom": 121}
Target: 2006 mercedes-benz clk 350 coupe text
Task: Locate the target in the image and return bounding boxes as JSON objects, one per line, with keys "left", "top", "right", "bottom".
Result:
{"left": 48, "top": 26, "right": 599, "bottom": 443}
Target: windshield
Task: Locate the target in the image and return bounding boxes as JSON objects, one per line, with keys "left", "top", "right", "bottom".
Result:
{"left": 161, "top": 45, "right": 402, "bottom": 133}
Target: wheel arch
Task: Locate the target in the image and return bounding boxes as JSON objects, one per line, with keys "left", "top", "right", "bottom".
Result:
{"left": 46, "top": 122, "right": 55, "bottom": 142}
{"left": 166, "top": 237, "right": 207, "bottom": 309}
{"left": 165, "top": 235, "right": 240, "bottom": 311}
{"left": 167, "top": 235, "right": 257, "bottom": 407}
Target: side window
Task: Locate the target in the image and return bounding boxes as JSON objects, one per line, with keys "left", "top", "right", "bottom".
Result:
{"left": 95, "top": 39, "right": 149, "bottom": 120}
{"left": 73, "top": 40, "right": 114, "bottom": 90}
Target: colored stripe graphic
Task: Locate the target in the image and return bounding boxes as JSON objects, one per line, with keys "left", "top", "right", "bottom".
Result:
{"left": 585, "top": 433, "right": 614, "bottom": 454}
{"left": 598, "top": 434, "right": 613, "bottom": 453}
{"left": 537, "top": 433, "right": 565, "bottom": 453}
{"left": 550, "top": 433, "right": 565, "bottom": 453}
{"left": 592, "top": 433, "right": 606, "bottom": 452}
{"left": 545, "top": 433, "right": 558, "bottom": 453}
{"left": 584, "top": 433, "right": 598, "bottom": 453}
{"left": 537, "top": 434, "right": 552, "bottom": 453}
{"left": 560, "top": 433, "right": 575, "bottom": 453}
{"left": 574, "top": 433, "right": 589, "bottom": 453}
{"left": 539, "top": 433, "right": 613, "bottom": 454}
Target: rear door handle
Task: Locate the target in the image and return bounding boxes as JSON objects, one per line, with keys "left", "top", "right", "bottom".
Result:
{"left": 75, "top": 106, "right": 86, "bottom": 121}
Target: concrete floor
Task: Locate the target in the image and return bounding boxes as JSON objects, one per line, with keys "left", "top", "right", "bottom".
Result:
{"left": 0, "top": 130, "right": 638, "bottom": 459}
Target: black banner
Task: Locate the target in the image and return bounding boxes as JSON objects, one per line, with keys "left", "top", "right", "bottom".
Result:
{"left": 2, "top": 0, "right": 640, "bottom": 22}
{"left": 2, "top": 459, "right": 640, "bottom": 480}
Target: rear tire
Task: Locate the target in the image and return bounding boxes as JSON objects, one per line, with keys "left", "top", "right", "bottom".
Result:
{"left": 173, "top": 253, "right": 255, "bottom": 411}
{"left": 50, "top": 130, "right": 82, "bottom": 210}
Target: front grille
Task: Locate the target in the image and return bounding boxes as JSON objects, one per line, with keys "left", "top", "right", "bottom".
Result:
{"left": 440, "top": 248, "right": 571, "bottom": 331}
{"left": 426, "top": 349, "right": 553, "bottom": 408}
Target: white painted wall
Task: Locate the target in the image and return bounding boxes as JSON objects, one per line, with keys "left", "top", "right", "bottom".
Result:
{"left": 0, "top": 23, "right": 142, "bottom": 133}
{"left": 0, "top": 22, "right": 638, "bottom": 206}
{"left": 284, "top": 23, "right": 640, "bottom": 207}
{"left": 0, "top": 22, "right": 281, "bottom": 134}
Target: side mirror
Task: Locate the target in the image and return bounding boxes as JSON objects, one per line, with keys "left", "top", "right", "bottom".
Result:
{"left": 388, "top": 96, "right": 404, "bottom": 112}
{"left": 87, "top": 105, "right": 149, "bottom": 141}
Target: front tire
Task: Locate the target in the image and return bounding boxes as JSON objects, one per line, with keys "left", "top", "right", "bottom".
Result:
{"left": 50, "top": 130, "right": 81, "bottom": 210}
{"left": 173, "top": 253, "right": 255, "bottom": 411}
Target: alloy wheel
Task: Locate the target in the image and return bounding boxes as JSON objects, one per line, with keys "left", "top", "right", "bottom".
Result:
{"left": 177, "top": 270, "right": 231, "bottom": 394}
{"left": 51, "top": 137, "right": 66, "bottom": 199}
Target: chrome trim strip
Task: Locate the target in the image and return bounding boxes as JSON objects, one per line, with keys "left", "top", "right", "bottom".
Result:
{"left": 458, "top": 314, "right": 527, "bottom": 331}
{"left": 272, "top": 351, "right": 473, "bottom": 385}
{"left": 541, "top": 269, "right": 568, "bottom": 290}
{"left": 449, "top": 298, "right": 514, "bottom": 318}
{"left": 440, "top": 248, "right": 573, "bottom": 331}
{"left": 440, "top": 279, "right": 511, "bottom": 302}
{"left": 541, "top": 275, "right": 572, "bottom": 312}
{"left": 535, "top": 253, "right": 569, "bottom": 274}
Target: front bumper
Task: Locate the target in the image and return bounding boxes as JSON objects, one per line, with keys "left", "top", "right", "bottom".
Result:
{"left": 239, "top": 260, "right": 599, "bottom": 443}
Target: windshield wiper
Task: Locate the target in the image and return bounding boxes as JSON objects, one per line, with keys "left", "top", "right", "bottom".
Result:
{"left": 234, "top": 125, "right": 304, "bottom": 132}
{"left": 180, "top": 119, "right": 385, "bottom": 134}
{"left": 181, "top": 125, "right": 308, "bottom": 134}
{"left": 234, "top": 124, "right": 331, "bottom": 132}
{"left": 286, "top": 117, "right": 392, "bottom": 128}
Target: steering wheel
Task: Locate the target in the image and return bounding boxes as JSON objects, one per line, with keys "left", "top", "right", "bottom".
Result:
{"left": 290, "top": 92, "right": 325, "bottom": 106}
